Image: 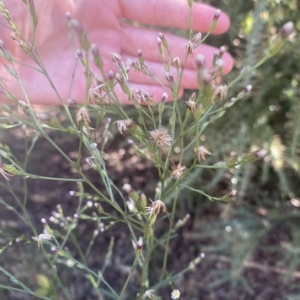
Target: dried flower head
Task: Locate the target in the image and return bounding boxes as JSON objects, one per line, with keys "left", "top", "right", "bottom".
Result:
{"left": 32, "top": 232, "right": 53, "bottom": 248}
{"left": 149, "top": 127, "right": 172, "bottom": 151}
{"left": 212, "top": 85, "right": 228, "bottom": 103}
{"left": 170, "top": 163, "right": 186, "bottom": 179}
{"left": 195, "top": 146, "right": 212, "bottom": 162}
{"left": 146, "top": 200, "right": 167, "bottom": 217}
{"left": 114, "top": 119, "right": 134, "bottom": 135}
{"left": 76, "top": 106, "right": 90, "bottom": 124}
{"left": 185, "top": 98, "right": 197, "bottom": 113}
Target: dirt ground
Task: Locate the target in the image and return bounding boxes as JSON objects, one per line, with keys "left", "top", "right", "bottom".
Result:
{"left": 0, "top": 113, "right": 299, "bottom": 300}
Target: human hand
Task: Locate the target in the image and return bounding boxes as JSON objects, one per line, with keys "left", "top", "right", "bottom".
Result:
{"left": 0, "top": 0, "right": 233, "bottom": 105}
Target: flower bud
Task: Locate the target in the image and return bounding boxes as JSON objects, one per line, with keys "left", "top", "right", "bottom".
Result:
{"left": 158, "top": 32, "right": 168, "bottom": 49}
{"left": 91, "top": 44, "right": 103, "bottom": 70}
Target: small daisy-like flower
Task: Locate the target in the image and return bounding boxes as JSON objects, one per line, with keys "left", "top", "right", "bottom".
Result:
{"left": 212, "top": 85, "right": 228, "bottom": 103}
{"left": 195, "top": 146, "right": 212, "bottom": 163}
{"left": 170, "top": 163, "right": 186, "bottom": 179}
{"left": 149, "top": 127, "right": 172, "bottom": 151}
{"left": 76, "top": 107, "right": 90, "bottom": 124}
{"left": 114, "top": 119, "right": 134, "bottom": 135}
{"left": 215, "top": 58, "right": 224, "bottom": 68}
{"left": 145, "top": 200, "right": 167, "bottom": 217}
{"left": 171, "top": 289, "right": 180, "bottom": 299}
{"left": 32, "top": 232, "right": 53, "bottom": 248}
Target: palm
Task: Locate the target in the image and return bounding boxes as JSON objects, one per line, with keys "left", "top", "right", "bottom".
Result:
{"left": 0, "top": 0, "right": 233, "bottom": 104}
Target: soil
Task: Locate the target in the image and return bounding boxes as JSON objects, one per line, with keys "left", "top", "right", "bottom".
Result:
{"left": 0, "top": 110, "right": 299, "bottom": 300}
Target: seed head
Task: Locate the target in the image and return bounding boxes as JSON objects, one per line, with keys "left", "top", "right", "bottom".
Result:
{"left": 170, "top": 163, "right": 186, "bottom": 179}
{"left": 185, "top": 97, "right": 197, "bottom": 113}
{"left": 146, "top": 200, "right": 167, "bottom": 217}
{"left": 76, "top": 106, "right": 90, "bottom": 124}
{"left": 195, "top": 146, "right": 212, "bottom": 163}
{"left": 115, "top": 119, "right": 134, "bottom": 135}
{"left": 149, "top": 127, "right": 172, "bottom": 151}
{"left": 212, "top": 85, "right": 228, "bottom": 103}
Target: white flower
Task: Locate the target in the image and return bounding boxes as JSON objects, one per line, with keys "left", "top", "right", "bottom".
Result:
{"left": 32, "top": 233, "right": 53, "bottom": 248}
{"left": 171, "top": 289, "right": 180, "bottom": 299}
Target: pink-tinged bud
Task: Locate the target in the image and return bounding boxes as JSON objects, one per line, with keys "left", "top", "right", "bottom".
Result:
{"left": 192, "top": 32, "right": 202, "bottom": 45}
{"left": 269, "top": 21, "right": 294, "bottom": 56}
{"left": 158, "top": 32, "right": 168, "bottom": 49}
{"left": 186, "top": 41, "right": 193, "bottom": 54}
{"left": 91, "top": 44, "right": 103, "bottom": 69}
{"left": 213, "top": 9, "right": 221, "bottom": 21}
{"left": 137, "top": 49, "right": 144, "bottom": 65}
{"left": 51, "top": 246, "right": 58, "bottom": 253}
{"left": 107, "top": 70, "right": 115, "bottom": 80}
{"left": 161, "top": 92, "right": 168, "bottom": 102}
{"left": 244, "top": 85, "right": 252, "bottom": 93}
{"left": 228, "top": 190, "right": 237, "bottom": 197}
{"left": 165, "top": 72, "right": 174, "bottom": 83}
{"left": 128, "top": 139, "right": 134, "bottom": 145}
{"left": 74, "top": 213, "right": 80, "bottom": 219}
{"left": 195, "top": 54, "right": 205, "bottom": 69}
{"left": 157, "top": 37, "right": 164, "bottom": 55}
{"left": 281, "top": 21, "right": 294, "bottom": 38}
{"left": 76, "top": 49, "right": 83, "bottom": 59}
{"left": 219, "top": 46, "right": 226, "bottom": 56}
{"left": 106, "top": 118, "right": 111, "bottom": 124}
{"left": 122, "top": 183, "right": 132, "bottom": 193}
{"left": 67, "top": 98, "right": 77, "bottom": 106}
{"left": 66, "top": 12, "right": 71, "bottom": 21}
{"left": 210, "top": 9, "right": 221, "bottom": 32}
{"left": 69, "top": 190, "right": 75, "bottom": 196}
{"left": 41, "top": 218, "right": 47, "bottom": 225}
{"left": 173, "top": 57, "right": 181, "bottom": 68}
{"left": 136, "top": 237, "right": 143, "bottom": 250}
{"left": 213, "top": 51, "right": 218, "bottom": 60}
{"left": 71, "top": 19, "right": 83, "bottom": 33}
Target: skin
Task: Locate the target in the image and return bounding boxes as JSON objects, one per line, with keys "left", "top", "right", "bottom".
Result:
{"left": 0, "top": 0, "right": 234, "bottom": 105}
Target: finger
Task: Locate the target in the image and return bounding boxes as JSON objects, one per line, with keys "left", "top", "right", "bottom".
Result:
{"left": 119, "top": 0, "right": 230, "bottom": 34}
{"left": 111, "top": 83, "right": 182, "bottom": 105}
{"left": 121, "top": 54, "right": 198, "bottom": 89}
{"left": 121, "top": 25, "right": 234, "bottom": 75}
